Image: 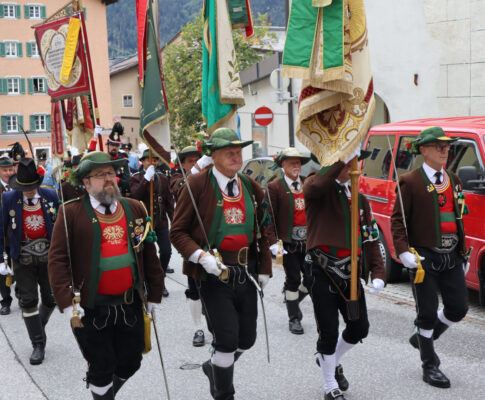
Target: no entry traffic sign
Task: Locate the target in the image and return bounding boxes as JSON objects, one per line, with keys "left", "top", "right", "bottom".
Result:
{"left": 254, "top": 106, "right": 274, "bottom": 126}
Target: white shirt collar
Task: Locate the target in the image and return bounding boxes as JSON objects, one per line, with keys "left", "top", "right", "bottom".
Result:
{"left": 422, "top": 162, "right": 444, "bottom": 183}
{"left": 1, "top": 179, "right": 8, "bottom": 189}
{"left": 212, "top": 166, "right": 239, "bottom": 196}
{"left": 89, "top": 195, "right": 118, "bottom": 214}
{"left": 23, "top": 192, "right": 41, "bottom": 204}
{"left": 284, "top": 174, "right": 302, "bottom": 190}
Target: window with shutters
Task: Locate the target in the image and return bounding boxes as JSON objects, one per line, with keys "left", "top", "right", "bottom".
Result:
{"left": 6, "top": 115, "right": 18, "bottom": 133}
{"left": 3, "top": 4, "right": 16, "bottom": 18}
{"left": 28, "top": 4, "right": 40, "bottom": 19}
{"left": 33, "top": 114, "right": 46, "bottom": 131}
{"left": 31, "top": 41, "right": 39, "bottom": 57}
{"left": 5, "top": 41, "right": 17, "bottom": 57}
{"left": 123, "top": 95, "right": 133, "bottom": 108}
{"left": 7, "top": 77, "right": 20, "bottom": 94}
{"left": 32, "top": 77, "right": 45, "bottom": 94}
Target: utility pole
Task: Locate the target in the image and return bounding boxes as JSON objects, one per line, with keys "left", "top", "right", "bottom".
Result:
{"left": 284, "top": 0, "right": 295, "bottom": 147}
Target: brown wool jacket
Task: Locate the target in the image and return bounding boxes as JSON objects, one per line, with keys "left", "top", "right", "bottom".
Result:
{"left": 303, "top": 161, "right": 385, "bottom": 282}
{"left": 48, "top": 196, "right": 164, "bottom": 310}
{"left": 169, "top": 169, "right": 272, "bottom": 280}
{"left": 266, "top": 176, "right": 305, "bottom": 245}
{"left": 391, "top": 168, "right": 466, "bottom": 256}
{"left": 129, "top": 171, "right": 174, "bottom": 229}
{"left": 60, "top": 181, "right": 87, "bottom": 202}
{"left": 169, "top": 170, "right": 187, "bottom": 202}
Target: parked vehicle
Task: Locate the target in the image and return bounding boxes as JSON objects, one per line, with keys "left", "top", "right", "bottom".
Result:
{"left": 360, "top": 117, "right": 485, "bottom": 305}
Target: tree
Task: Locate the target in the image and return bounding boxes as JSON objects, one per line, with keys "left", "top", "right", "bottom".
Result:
{"left": 163, "top": 12, "right": 275, "bottom": 149}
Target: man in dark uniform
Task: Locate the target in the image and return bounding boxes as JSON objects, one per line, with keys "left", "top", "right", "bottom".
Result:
{"left": 303, "top": 149, "right": 385, "bottom": 400}
{"left": 391, "top": 127, "right": 469, "bottom": 389}
{"left": 0, "top": 158, "right": 58, "bottom": 365}
{"left": 48, "top": 151, "right": 164, "bottom": 399}
{"left": 105, "top": 123, "right": 131, "bottom": 196}
{"left": 267, "top": 147, "right": 311, "bottom": 334}
{"left": 170, "top": 128, "right": 272, "bottom": 400}
{"left": 60, "top": 154, "right": 87, "bottom": 202}
{"left": 130, "top": 149, "right": 174, "bottom": 297}
{"left": 170, "top": 145, "right": 209, "bottom": 346}
{"left": 8, "top": 142, "right": 25, "bottom": 172}
{"left": 0, "top": 154, "right": 15, "bottom": 315}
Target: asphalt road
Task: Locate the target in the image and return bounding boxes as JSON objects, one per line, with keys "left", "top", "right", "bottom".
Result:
{"left": 1, "top": 251, "right": 484, "bottom": 400}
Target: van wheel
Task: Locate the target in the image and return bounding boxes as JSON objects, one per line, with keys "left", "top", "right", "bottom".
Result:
{"left": 378, "top": 230, "right": 402, "bottom": 283}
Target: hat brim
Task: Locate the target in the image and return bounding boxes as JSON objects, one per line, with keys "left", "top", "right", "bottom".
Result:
{"left": 8, "top": 174, "right": 43, "bottom": 191}
{"left": 207, "top": 140, "right": 253, "bottom": 152}
{"left": 75, "top": 158, "right": 128, "bottom": 183}
{"left": 414, "top": 136, "right": 457, "bottom": 153}
{"left": 277, "top": 155, "right": 311, "bottom": 166}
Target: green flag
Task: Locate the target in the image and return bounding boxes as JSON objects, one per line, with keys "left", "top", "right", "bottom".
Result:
{"left": 140, "top": 2, "right": 170, "bottom": 165}
{"left": 202, "top": 0, "right": 245, "bottom": 135}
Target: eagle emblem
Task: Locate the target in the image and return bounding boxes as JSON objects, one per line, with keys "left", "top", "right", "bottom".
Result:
{"left": 25, "top": 215, "right": 45, "bottom": 231}
{"left": 103, "top": 225, "right": 124, "bottom": 244}
{"left": 295, "top": 198, "right": 305, "bottom": 211}
{"left": 224, "top": 207, "right": 244, "bottom": 224}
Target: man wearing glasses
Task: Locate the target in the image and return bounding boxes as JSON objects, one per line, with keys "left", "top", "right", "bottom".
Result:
{"left": 391, "top": 127, "right": 469, "bottom": 389}
{"left": 48, "top": 152, "right": 164, "bottom": 399}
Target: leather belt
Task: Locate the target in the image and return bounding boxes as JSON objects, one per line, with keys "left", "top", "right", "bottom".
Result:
{"left": 432, "top": 233, "right": 459, "bottom": 254}
{"left": 95, "top": 287, "right": 135, "bottom": 306}
{"left": 20, "top": 238, "right": 50, "bottom": 257}
{"left": 219, "top": 247, "right": 249, "bottom": 266}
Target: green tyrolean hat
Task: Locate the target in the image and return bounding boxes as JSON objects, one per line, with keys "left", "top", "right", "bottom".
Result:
{"left": 412, "top": 127, "right": 457, "bottom": 154}
{"left": 74, "top": 151, "right": 127, "bottom": 184}
{"left": 274, "top": 147, "right": 311, "bottom": 166}
{"left": 202, "top": 128, "right": 253, "bottom": 154}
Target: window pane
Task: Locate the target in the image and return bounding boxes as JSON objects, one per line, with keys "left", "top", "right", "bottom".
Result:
{"left": 5, "top": 5, "right": 15, "bottom": 18}
{"left": 30, "top": 6, "right": 40, "bottom": 18}
{"left": 123, "top": 95, "right": 133, "bottom": 107}
{"left": 35, "top": 115, "right": 46, "bottom": 131}
{"left": 361, "top": 134, "right": 396, "bottom": 179}
{"left": 392, "top": 136, "right": 424, "bottom": 181}
{"left": 7, "top": 116, "right": 18, "bottom": 132}
{"left": 31, "top": 42, "right": 39, "bottom": 56}
{"left": 448, "top": 140, "right": 485, "bottom": 190}
{"left": 33, "top": 78, "right": 45, "bottom": 93}
{"left": 7, "top": 78, "right": 19, "bottom": 94}
{"left": 6, "top": 42, "right": 17, "bottom": 56}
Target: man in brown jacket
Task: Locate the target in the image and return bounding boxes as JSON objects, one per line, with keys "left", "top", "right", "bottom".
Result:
{"left": 267, "top": 147, "right": 311, "bottom": 334}
{"left": 170, "top": 128, "right": 272, "bottom": 400}
{"left": 391, "top": 127, "right": 468, "bottom": 389}
{"left": 48, "top": 152, "right": 164, "bottom": 400}
{"left": 303, "top": 150, "right": 385, "bottom": 400}
{"left": 130, "top": 149, "right": 174, "bottom": 296}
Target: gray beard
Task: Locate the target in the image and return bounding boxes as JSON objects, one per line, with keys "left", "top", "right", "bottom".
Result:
{"left": 91, "top": 183, "right": 121, "bottom": 205}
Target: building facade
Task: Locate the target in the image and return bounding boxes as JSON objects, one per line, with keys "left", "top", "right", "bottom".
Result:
{"left": 0, "top": 0, "right": 114, "bottom": 159}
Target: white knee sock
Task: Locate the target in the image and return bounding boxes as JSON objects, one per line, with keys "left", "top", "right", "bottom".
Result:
{"left": 89, "top": 383, "right": 113, "bottom": 396}
{"left": 188, "top": 299, "right": 203, "bottom": 329}
{"left": 285, "top": 290, "right": 299, "bottom": 301}
{"left": 334, "top": 333, "right": 355, "bottom": 365}
{"left": 211, "top": 351, "right": 235, "bottom": 368}
{"left": 316, "top": 353, "right": 338, "bottom": 394}
{"left": 418, "top": 328, "right": 433, "bottom": 338}
{"left": 437, "top": 309, "right": 454, "bottom": 327}
{"left": 298, "top": 283, "right": 308, "bottom": 294}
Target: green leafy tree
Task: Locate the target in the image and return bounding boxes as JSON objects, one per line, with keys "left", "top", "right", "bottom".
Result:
{"left": 163, "top": 12, "right": 275, "bottom": 149}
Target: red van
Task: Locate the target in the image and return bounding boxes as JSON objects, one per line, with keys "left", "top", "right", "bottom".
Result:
{"left": 359, "top": 117, "right": 485, "bottom": 305}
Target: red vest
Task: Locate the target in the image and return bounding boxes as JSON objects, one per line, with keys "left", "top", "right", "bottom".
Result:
{"left": 219, "top": 188, "right": 250, "bottom": 251}
{"left": 292, "top": 191, "right": 307, "bottom": 227}
{"left": 23, "top": 203, "right": 47, "bottom": 240}
{"left": 96, "top": 204, "right": 134, "bottom": 294}
{"left": 436, "top": 176, "right": 457, "bottom": 234}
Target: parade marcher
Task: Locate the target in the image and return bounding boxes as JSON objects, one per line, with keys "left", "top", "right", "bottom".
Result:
{"left": 267, "top": 147, "right": 311, "bottom": 335}
{"left": 130, "top": 149, "right": 174, "bottom": 297}
{"left": 38, "top": 152, "right": 57, "bottom": 189}
{"left": 303, "top": 149, "right": 385, "bottom": 400}
{"left": 61, "top": 154, "right": 87, "bottom": 201}
{"left": 8, "top": 142, "right": 26, "bottom": 171}
{"left": 170, "top": 128, "right": 272, "bottom": 400}
{"left": 391, "top": 127, "right": 469, "bottom": 389}
{"left": 48, "top": 151, "right": 164, "bottom": 399}
{"left": 0, "top": 154, "right": 15, "bottom": 315}
{"left": 122, "top": 143, "right": 139, "bottom": 173}
{"left": 0, "top": 158, "right": 58, "bottom": 365}
{"left": 105, "top": 123, "right": 131, "bottom": 197}
{"left": 170, "top": 145, "right": 208, "bottom": 346}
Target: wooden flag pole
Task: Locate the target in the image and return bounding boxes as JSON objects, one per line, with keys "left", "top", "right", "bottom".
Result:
{"left": 349, "top": 156, "right": 361, "bottom": 316}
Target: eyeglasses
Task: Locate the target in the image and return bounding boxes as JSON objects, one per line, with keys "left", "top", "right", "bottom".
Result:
{"left": 87, "top": 171, "right": 117, "bottom": 180}
{"left": 424, "top": 143, "right": 451, "bottom": 152}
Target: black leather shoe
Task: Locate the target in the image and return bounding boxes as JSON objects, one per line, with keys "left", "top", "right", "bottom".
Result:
{"left": 162, "top": 288, "right": 169, "bottom": 297}
{"left": 410, "top": 333, "right": 440, "bottom": 366}
{"left": 166, "top": 267, "right": 174, "bottom": 274}
{"left": 202, "top": 360, "right": 215, "bottom": 397}
{"left": 30, "top": 344, "right": 45, "bottom": 365}
{"left": 325, "top": 388, "right": 346, "bottom": 399}
{"left": 335, "top": 364, "right": 349, "bottom": 391}
{"left": 289, "top": 318, "right": 304, "bottom": 335}
{"left": 192, "top": 329, "right": 205, "bottom": 347}
{"left": 423, "top": 365, "right": 450, "bottom": 388}
{"left": 0, "top": 305, "right": 10, "bottom": 315}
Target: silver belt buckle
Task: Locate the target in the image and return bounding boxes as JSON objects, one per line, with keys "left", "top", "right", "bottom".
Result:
{"left": 291, "top": 226, "right": 307, "bottom": 241}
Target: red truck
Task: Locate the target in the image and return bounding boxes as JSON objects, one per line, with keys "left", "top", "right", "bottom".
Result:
{"left": 359, "top": 117, "right": 485, "bottom": 305}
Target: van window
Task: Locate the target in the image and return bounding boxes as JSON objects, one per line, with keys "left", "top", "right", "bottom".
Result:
{"left": 393, "top": 136, "right": 424, "bottom": 181}
{"left": 362, "top": 134, "right": 395, "bottom": 179}
{"left": 448, "top": 139, "right": 484, "bottom": 190}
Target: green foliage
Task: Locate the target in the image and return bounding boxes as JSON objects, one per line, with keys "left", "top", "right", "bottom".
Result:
{"left": 163, "top": 12, "right": 275, "bottom": 149}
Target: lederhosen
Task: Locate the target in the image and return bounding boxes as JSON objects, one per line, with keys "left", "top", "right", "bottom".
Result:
{"left": 279, "top": 177, "right": 309, "bottom": 292}
{"left": 307, "top": 183, "right": 371, "bottom": 354}
{"left": 197, "top": 171, "right": 259, "bottom": 353}
{"left": 410, "top": 169, "right": 468, "bottom": 330}
{"left": 13, "top": 200, "right": 55, "bottom": 311}
{"left": 73, "top": 197, "right": 144, "bottom": 388}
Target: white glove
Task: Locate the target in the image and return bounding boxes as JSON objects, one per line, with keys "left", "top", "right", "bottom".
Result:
{"left": 258, "top": 274, "right": 270, "bottom": 290}
{"left": 343, "top": 146, "right": 361, "bottom": 164}
{"left": 199, "top": 252, "right": 226, "bottom": 277}
{"left": 94, "top": 125, "right": 103, "bottom": 138}
{"left": 0, "top": 262, "right": 12, "bottom": 275}
{"left": 146, "top": 302, "right": 161, "bottom": 315}
{"left": 269, "top": 243, "right": 287, "bottom": 257}
{"left": 463, "top": 262, "right": 470, "bottom": 275}
{"left": 144, "top": 165, "right": 156, "bottom": 181}
{"left": 369, "top": 278, "right": 385, "bottom": 295}
{"left": 63, "top": 305, "right": 85, "bottom": 321}
{"left": 399, "top": 251, "right": 424, "bottom": 269}
{"left": 191, "top": 155, "right": 213, "bottom": 174}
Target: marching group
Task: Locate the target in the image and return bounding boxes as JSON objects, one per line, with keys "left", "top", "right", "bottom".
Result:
{"left": 0, "top": 124, "right": 470, "bottom": 399}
